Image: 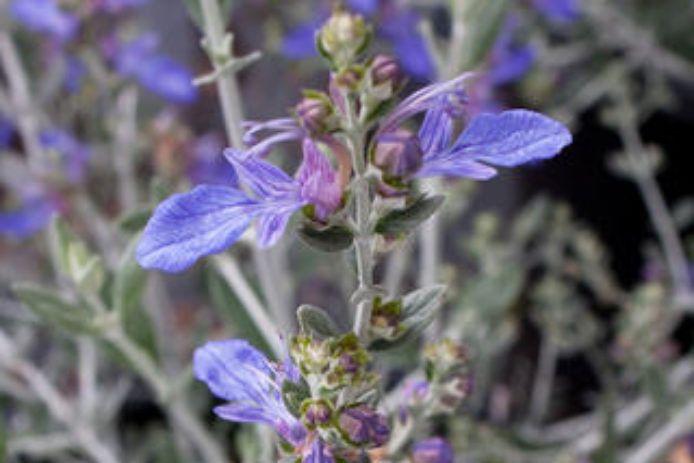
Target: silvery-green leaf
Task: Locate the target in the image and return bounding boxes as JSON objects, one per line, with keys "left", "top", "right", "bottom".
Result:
{"left": 400, "top": 284, "right": 447, "bottom": 332}
{"left": 374, "top": 195, "right": 444, "bottom": 237}
{"left": 14, "top": 283, "right": 96, "bottom": 335}
{"left": 370, "top": 285, "right": 446, "bottom": 350}
{"left": 49, "top": 215, "right": 77, "bottom": 277}
{"left": 298, "top": 224, "right": 354, "bottom": 252}
{"left": 49, "top": 217, "right": 104, "bottom": 294}
{"left": 113, "top": 234, "right": 158, "bottom": 361}
{"left": 297, "top": 304, "right": 340, "bottom": 339}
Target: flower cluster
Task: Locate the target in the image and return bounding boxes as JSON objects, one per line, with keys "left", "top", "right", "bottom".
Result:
{"left": 136, "top": 10, "right": 571, "bottom": 273}
{"left": 194, "top": 335, "right": 387, "bottom": 463}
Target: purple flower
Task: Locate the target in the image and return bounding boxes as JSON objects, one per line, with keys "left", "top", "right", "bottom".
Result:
{"left": 488, "top": 17, "right": 535, "bottom": 86}
{"left": 9, "top": 0, "right": 79, "bottom": 42}
{"left": 193, "top": 339, "right": 307, "bottom": 446}
{"left": 303, "top": 439, "right": 335, "bottom": 463}
{"left": 113, "top": 34, "right": 197, "bottom": 104}
{"left": 531, "top": 0, "right": 580, "bottom": 24}
{"left": 377, "top": 75, "right": 572, "bottom": 181}
{"left": 92, "top": 0, "right": 149, "bottom": 13}
{"left": 187, "top": 134, "right": 239, "bottom": 186}
{"left": 0, "top": 116, "right": 14, "bottom": 149}
{"left": 282, "top": 16, "right": 327, "bottom": 60}
{"left": 39, "top": 129, "right": 90, "bottom": 183}
{"left": 412, "top": 438, "right": 454, "bottom": 463}
{"left": 136, "top": 138, "right": 342, "bottom": 272}
{"left": 379, "top": 3, "right": 435, "bottom": 81}
{"left": 63, "top": 56, "right": 86, "bottom": 94}
{"left": 345, "top": 0, "right": 379, "bottom": 15}
{"left": 0, "top": 186, "right": 57, "bottom": 239}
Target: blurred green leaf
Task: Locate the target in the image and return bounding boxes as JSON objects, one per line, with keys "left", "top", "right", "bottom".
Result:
{"left": 117, "top": 206, "right": 153, "bottom": 234}
{"left": 113, "top": 233, "right": 158, "bottom": 361}
{"left": 298, "top": 224, "right": 354, "bottom": 252}
{"left": 374, "top": 195, "right": 444, "bottom": 237}
{"left": 297, "top": 304, "right": 341, "bottom": 338}
{"left": 14, "top": 283, "right": 96, "bottom": 335}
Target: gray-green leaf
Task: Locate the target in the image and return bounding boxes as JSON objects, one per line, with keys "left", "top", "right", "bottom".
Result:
{"left": 297, "top": 304, "right": 341, "bottom": 339}
{"left": 14, "top": 283, "right": 96, "bottom": 335}
{"left": 297, "top": 225, "right": 354, "bottom": 252}
{"left": 113, "top": 234, "right": 158, "bottom": 361}
{"left": 374, "top": 195, "right": 444, "bottom": 237}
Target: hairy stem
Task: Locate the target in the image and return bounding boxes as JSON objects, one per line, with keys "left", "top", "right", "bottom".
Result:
{"left": 199, "top": 0, "right": 291, "bottom": 329}
{"left": 345, "top": 96, "right": 374, "bottom": 342}
{"left": 0, "top": 329, "right": 120, "bottom": 463}
{"left": 0, "top": 31, "right": 44, "bottom": 171}
{"left": 212, "top": 255, "right": 284, "bottom": 358}
{"left": 615, "top": 95, "right": 692, "bottom": 303}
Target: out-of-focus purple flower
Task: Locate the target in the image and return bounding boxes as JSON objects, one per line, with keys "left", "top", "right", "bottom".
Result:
{"left": 136, "top": 138, "right": 342, "bottom": 272}
{"left": 193, "top": 339, "right": 307, "bottom": 445}
{"left": 531, "top": 0, "right": 580, "bottom": 24}
{"left": 282, "top": 16, "right": 327, "bottom": 59}
{"left": 92, "top": 0, "right": 149, "bottom": 13}
{"left": 63, "top": 56, "right": 86, "bottom": 94}
{"left": 113, "top": 34, "right": 197, "bottom": 104}
{"left": 412, "top": 438, "right": 454, "bottom": 463}
{"left": 377, "top": 75, "right": 572, "bottom": 181}
{"left": 187, "top": 134, "right": 239, "bottom": 186}
{"left": 281, "top": 0, "right": 434, "bottom": 81}
{"left": 138, "top": 56, "right": 198, "bottom": 104}
{"left": 488, "top": 17, "right": 535, "bottom": 86}
{"left": 0, "top": 117, "right": 15, "bottom": 149}
{"left": 39, "top": 129, "right": 90, "bottom": 183}
{"left": 379, "top": 3, "right": 435, "bottom": 81}
{"left": 345, "top": 0, "right": 379, "bottom": 15}
{"left": 9, "top": 0, "right": 79, "bottom": 42}
{"left": 0, "top": 187, "right": 57, "bottom": 239}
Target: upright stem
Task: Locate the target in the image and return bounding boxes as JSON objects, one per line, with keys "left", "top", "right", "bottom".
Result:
{"left": 113, "top": 86, "right": 140, "bottom": 211}
{"left": 199, "top": 0, "right": 245, "bottom": 149}
{"left": 615, "top": 96, "right": 692, "bottom": 303}
{"left": 199, "top": 0, "right": 291, "bottom": 328}
{"left": 345, "top": 99, "right": 374, "bottom": 342}
{"left": 528, "top": 338, "right": 558, "bottom": 424}
{"left": 0, "top": 31, "right": 44, "bottom": 171}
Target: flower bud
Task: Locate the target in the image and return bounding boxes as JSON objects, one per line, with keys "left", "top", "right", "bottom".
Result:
{"left": 318, "top": 11, "right": 370, "bottom": 68}
{"left": 412, "top": 438, "right": 454, "bottom": 463}
{"left": 423, "top": 339, "right": 471, "bottom": 413}
{"left": 337, "top": 405, "right": 389, "bottom": 447}
{"left": 369, "top": 297, "right": 403, "bottom": 340}
{"left": 301, "top": 399, "right": 334, "bottom": 430}
{"left": 294, "top": 94, "right": 334, "bottom": 134}
{"left": 373, "top": 129, "right": 422, "bottom": 180}
{"left": 291, "top": 335, "right": 331, "bottom": 375}
{"left": 370, "top": 54, "right": 400, "bottom": 87}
